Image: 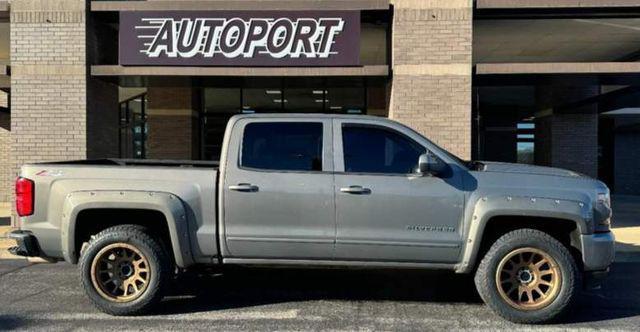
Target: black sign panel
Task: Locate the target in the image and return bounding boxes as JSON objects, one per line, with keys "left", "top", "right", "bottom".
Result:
{"left": 119, "top": 11, "right": 361, "bottom": 67}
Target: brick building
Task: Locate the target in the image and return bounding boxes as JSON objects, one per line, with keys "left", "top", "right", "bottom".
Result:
{"left": 1, "top": 0, "right": 640, "bottom": 209}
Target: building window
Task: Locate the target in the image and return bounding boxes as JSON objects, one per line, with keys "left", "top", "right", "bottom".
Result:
{"left": 202, "top": 88, "right": 241, "bottom": 160}
{"left": 200, "top": 77, "right": 386, "bottom": 161}
{"left": 119, "top": 94, "right": 147, "bottom": 159}
{"left": 517, "top": 122, "right": 535, "bottom": 164}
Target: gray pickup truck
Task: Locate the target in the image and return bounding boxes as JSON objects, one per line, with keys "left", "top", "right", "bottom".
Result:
{"left": 9, "top": 114, "right": 614, "bottom": 323}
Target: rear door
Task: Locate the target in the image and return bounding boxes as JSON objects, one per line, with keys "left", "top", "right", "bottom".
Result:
{"left": 222, "top": 118, "right": 335, "bottom": 259}
{"left": 333, "top": 119, "right": 465, "bottom": 263}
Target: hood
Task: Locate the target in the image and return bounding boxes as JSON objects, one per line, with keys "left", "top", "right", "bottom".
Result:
{"left": 478, "top": 162, "right": 584, "bottom": 178}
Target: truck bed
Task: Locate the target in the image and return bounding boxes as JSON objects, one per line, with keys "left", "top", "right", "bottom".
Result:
{"left": 20, "top": 161, "right": 220, "bottom": 265}
{"left": 38, "top": 159, "right": 220, "bottom": 168}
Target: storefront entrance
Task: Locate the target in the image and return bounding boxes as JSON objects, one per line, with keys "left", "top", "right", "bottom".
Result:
{"left": 119, "top": 76, "right": 388, "bottom": 161}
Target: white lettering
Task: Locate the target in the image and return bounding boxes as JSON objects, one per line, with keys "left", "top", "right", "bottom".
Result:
{"left": 140, "top": 17, "right": 345, "bottom": 59}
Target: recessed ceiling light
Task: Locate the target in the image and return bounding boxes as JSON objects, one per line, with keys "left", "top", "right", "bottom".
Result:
{"left": 312, "top": 90, "right": 328, "bottom": 95}
{"left": 274, "top": 99, "right": 288, "bottom": 103}
{"left": 315, "top": 99, "right": 329, "bottom": 103}
{"left": 266, "top": 90, "right": 282, "bottom": 95}
{"left": 330, "top": 106, "right": 343, "bottom": 110}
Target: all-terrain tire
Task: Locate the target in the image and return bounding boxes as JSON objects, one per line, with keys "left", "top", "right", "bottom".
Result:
{"left": 79, "top": 225, "right": 171, "bottom": 316}
{"left": 474, "top": 228, "right": 579, "bottom": 324}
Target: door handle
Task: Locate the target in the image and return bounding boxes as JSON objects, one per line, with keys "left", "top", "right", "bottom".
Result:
{"left": 229, "top": 183, "right": 259, "bottom": 192}
{"left": 340, "top": 186, "right": 371, "bottom": 195}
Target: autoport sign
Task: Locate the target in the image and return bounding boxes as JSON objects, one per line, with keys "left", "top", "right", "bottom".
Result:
{"left": 119, "top": 11, "right": 361, "bottom": 66}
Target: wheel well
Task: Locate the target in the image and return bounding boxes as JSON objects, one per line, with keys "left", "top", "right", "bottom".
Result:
{"left": 476, "top": 216, "right": 583, "bottom": 270}
{"left": 74, "top": 209, "right": 172, "bottom": 262}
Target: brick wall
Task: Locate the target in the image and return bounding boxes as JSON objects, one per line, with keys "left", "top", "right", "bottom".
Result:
{"left": 145, "top": 87, "right": 198, "bottom": 160}
{"left": 389, "top": 0, "right": 473, "bottom": 159}
{"left": 551, "top": 113, "right": 598, "bottom": 177}
{"left": 535, "top": 85, "right": 599, "bottom": 177}
{"left": 9, "top": 0, "right": 86, "bottom": 221}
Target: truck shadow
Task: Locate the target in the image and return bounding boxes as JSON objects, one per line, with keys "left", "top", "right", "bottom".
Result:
{"left": 157, "top": 262, "right": 640, "bottom": 324}
{"left": 160, "top": 268, "right": 482, "bottom": 313}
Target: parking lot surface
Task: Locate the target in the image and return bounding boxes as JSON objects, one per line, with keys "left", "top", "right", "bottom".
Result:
{"left": 1, "top": 259, "right": 639, "bottom": 331}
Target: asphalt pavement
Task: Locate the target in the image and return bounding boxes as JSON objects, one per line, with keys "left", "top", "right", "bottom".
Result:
{"left": 1, "top": 260, "right": 639, "bottom": 331}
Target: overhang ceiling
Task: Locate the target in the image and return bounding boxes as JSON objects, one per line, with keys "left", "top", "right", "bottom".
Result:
{"left": 474, "top": 18, "right": 640, "bottom": 63}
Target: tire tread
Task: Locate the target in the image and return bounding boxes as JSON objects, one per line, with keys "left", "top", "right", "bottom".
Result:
{"left": 79, "top": 224, "right": 171, "bottom": 316}
{"left": 474, "top": 228, "right": 578, "bottom": 324}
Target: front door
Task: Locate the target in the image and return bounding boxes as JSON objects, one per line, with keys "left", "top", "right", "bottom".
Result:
{"left": 333, "top": 120, "right": 465, "bottom": 263}
{"left": 223, "top": 118, "right": 335, "bottom": 259}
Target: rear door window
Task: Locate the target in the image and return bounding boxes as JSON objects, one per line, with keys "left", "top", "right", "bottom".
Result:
{"left": 241, "top": 122, "right": 323, "bottom": 171}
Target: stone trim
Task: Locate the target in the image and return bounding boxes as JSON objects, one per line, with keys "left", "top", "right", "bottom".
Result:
{"left": 92, "top": 0, "right": 390, "bottom": 11}
{"left": 391, "top": 0, "right": 471, "bottom": 9}
{"left": 394, "top": 8, "right": 471, "bottom": 21}
{"left": 11, "top": 65, "right": 86, "bottom": 77}
{"left": 11, "top": 0, "right": 85, "bottom": 11}
{"left": 394, "top": 64, "right": 471, "bottom": 76}
{"left": 476, "top": 62, "right": 640, "bottom": 75}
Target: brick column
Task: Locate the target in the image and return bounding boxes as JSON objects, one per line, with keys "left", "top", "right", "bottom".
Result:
{"left": 146, "top": 87, "right": 199, "bottom": 160}
{"left": 550, "top": 113, "right": 598, "bottom": 177}
{"left": 389, "top": 0, "right": 473, "bottom": 159}
{"left": 535, "top": 85, "right": 599, "bottom": 177}
{"left": 10, "top": 0, "right": 86, "bottom": 221}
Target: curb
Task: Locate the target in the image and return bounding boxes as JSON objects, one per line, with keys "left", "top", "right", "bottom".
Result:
{"left": 0, "top": 225, "right": 19, "bottom": 260}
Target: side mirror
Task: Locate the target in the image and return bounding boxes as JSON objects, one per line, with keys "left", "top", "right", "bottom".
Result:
{"left": 418, "top": 153, "right": 439, "bottom": 176}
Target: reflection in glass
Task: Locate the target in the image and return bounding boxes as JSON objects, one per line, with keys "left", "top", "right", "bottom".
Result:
{"left": 285, "top": 78, "right": 324, "bottom": 113}
{"left": 119, "top": 95, "right": 147, "bottom": 159}
{"left": 243, "top": 78, "right": 283, "bottom": 113}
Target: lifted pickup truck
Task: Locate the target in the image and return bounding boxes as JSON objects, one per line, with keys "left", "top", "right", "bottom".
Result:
{"left": 9, "top": 114, "right": 614, "bottom": 323}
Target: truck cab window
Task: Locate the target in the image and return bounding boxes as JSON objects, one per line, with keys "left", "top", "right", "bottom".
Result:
{"left": 241, "top": 122, "right": 323, "bottom": 171}
{"left": 342, "top": 125, "right": 425, "bottom": 174}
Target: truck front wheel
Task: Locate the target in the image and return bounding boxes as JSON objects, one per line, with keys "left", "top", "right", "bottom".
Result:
{"left": 79, "top": 225, "right": 171, "bottom": 315}
{"left": 474, "top": 228, "right": 579, "bottom": 324}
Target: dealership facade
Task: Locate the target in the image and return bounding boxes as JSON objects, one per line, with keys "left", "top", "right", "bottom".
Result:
{"left": 1, "top": 0, "right": 640, "bottom": 211}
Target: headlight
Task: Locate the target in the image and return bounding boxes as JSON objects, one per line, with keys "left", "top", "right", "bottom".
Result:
{"left": 597, "top": 192, "right": 611, "bottom": 208}
{"left": 595, "top": 191, "right": 612, "bottom": 233}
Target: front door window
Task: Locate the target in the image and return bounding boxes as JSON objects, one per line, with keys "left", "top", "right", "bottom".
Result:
{"left": 342, "top": 125, "right": 425, "bottom": 174}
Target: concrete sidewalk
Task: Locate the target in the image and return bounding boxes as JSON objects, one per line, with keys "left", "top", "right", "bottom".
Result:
{"left": 610, "top": 196, "right": 640, "bottom": 262}
{"left": 0, "top": 203, "right": 16, "bottom": 259}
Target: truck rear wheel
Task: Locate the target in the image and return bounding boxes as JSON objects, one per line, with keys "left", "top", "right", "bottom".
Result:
{"left": 474, "top": 228, "right": 579, "bottom": 324}
{"left": 79, "top": 225, "right": 171, "bottom": 315}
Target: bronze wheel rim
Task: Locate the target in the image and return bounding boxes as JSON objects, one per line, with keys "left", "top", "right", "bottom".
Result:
{"left": 90, "top": 243, "right": 150, "bottom": 303}
{"left": 495, "top": 247, "right": 562, "bottom": 311}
